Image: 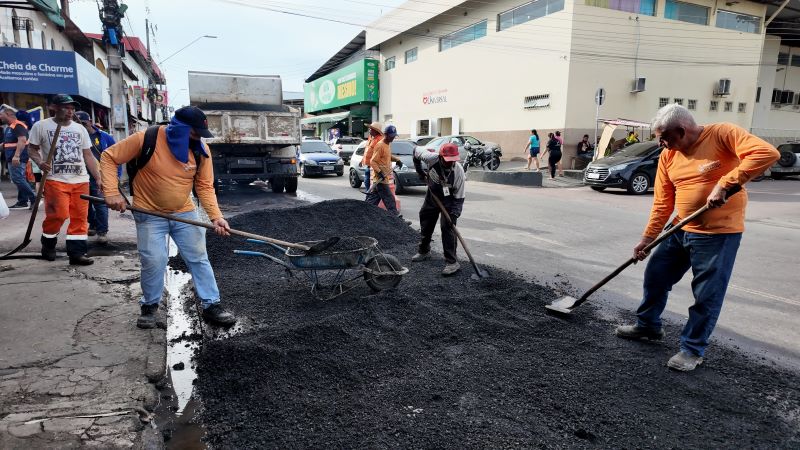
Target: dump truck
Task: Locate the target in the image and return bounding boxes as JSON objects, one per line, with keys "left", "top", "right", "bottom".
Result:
{"left": 188, "top": 71, "right": 300, "bottom": 193}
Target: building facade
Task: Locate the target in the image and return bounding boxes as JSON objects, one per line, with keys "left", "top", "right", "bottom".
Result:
{"left": 367, "top": 0, "right": 799, "bottom": 160}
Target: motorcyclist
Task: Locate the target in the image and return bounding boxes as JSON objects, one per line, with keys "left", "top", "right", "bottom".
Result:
{"left": 411, "top": 143, "right": 465, "bottom": 276}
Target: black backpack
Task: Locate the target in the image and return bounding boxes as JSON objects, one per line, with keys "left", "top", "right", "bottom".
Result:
{"left": 126, "top": 125, "right": 207, "bottom": 194}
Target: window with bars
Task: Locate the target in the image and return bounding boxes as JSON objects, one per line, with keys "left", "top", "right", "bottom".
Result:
{"left": 524, "top": 94, "right": 551, "bottom": 109}
{"left": 724, "top": 101, "right": 733, "bottom": 112}
{"left": 405, "top": 48, "right": 417, "bottom": 64}
{"left": 659, "top": 97, "right": 669, "bottom": 108}
{"left": 710, "top": 100, "right": 718, "bottom": 111}
{"left": 673, "top": 98, "right": 684, "bottom": 106}
{"left": 385, "top": 57, "right": 396, "bottom": 71}
{"left": 716, "top": 10, "right": 761, "bottom": 34}
{"left": 441, "top": 20, "right": 487, "bottom": 51}
{"left": 738, "top": 102, "right": 747, "bottom": 113}
{"left": 688, "top": 99, "right": 697, "bottom": 110}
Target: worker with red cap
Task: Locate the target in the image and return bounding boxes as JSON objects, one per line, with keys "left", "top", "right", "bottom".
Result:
{"left": 411, "top": 143, "right": 466, "bottom": 276}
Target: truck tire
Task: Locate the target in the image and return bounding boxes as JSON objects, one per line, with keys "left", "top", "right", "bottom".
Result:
{"left": 270, "top": 178, "right": 285, "bottom": 193}
{"left": 285, "top": 177, "right": 298, "bottom": 193}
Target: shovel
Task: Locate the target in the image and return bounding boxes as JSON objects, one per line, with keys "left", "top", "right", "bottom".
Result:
{"left": 80, "top": 195, "right": 339, "bottom": 254}
{"left": 0, "top": 125, "right": 61, "bottom": 260}
{"left": 546, "top": 185, "right": 742, "bottom": 315}
{"left": 428, "top": 193, "right": 490, "bottom": 279}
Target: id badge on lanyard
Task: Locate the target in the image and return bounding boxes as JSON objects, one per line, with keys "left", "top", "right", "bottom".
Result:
{"left": 443, "top": 186, "right": 451, "bottom": 197}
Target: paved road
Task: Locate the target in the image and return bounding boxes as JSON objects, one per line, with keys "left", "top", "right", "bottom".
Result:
{"left": 218, "top": 172, "right": 800, "bottom": 369}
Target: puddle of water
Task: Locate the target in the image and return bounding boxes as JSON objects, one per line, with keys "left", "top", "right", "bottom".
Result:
{"left": 165, "top": 267, "right": 195, "bottom": 413}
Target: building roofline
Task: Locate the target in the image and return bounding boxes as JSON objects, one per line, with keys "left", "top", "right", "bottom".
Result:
{"left": 306, "top": 31, "right": 366, "bottom": 83}
{"left": 365, "top": 0, "right": 467, "bottom": 49}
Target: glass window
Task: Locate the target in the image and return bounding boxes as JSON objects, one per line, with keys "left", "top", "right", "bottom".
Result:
{"left": 441, "top": 20, "right": 487, "bottom": 51}
{"left": 778, "top": 52, "right": 790, "bottom": 65}
{"left": 772, "top": 89, "right": 782, "bottom": 104}
{"left": 738, "top": 102, "right": 746, "bottom": 113}
{"left": 755, "top": 87, "right": 760, "bottom": 103}
{"left": 428, "top": 138, "right": 446, "bottom": 148}
{"left": 585, "top": 0, "right": 655, "bottom": 16}
{"left": 405, "top": 47, "right": 417, "bottom": 64}
{"left": 710, "top": 100, "right": 718, "bottom": 111}
{"left": 665, "top": 0, "right": 709, "bottom": 25}
{"left": 659, "top": 97, "right": 669, "bottom": 107}
{"left": 791, "top": 55, "right": 800, "bottom": 68}
{"left": 724, "top": 101, "right": 733, "bottom": 112}
{"left": 688, "top": 99, "right": 697, "bottom": 110}
{"left": 673, "top": 98, "right": 684, "bottom": 106}
{"left": 499, "top": 0, "right": 565, "bottom": 32}
{"left": 464, "top": 136, "right": 482, "bottom": 145}
{"left": 390, "top": 141, "right": 416, "bottom": 155}
{"left": 301, "top": 141, "right": 336, "bottom": 153}
{"left": 716, "top": 10, "right": 760, "bottom": 34}
{"left": 385, "top": 57, "right": 395, "bottom": 71}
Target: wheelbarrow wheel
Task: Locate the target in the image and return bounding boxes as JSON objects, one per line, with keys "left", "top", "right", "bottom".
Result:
{"left": 364, "top": 254, "right": 403, "bottom": 292}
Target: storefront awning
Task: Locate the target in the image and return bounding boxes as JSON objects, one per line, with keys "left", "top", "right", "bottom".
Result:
{"left": 301, "top": 111, "right": 350, "bottom": 125}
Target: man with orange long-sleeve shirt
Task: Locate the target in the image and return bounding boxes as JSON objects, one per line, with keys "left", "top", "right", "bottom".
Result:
{"left": 101, "top": 106, "right": 236, "bottom": 329}
{"left": 615, "top": 104, "right": 779, "bottom": 372}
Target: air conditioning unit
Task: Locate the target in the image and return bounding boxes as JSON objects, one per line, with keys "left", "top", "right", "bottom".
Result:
{"left": 630, "top": 77, "right": 646, "bottom": 93}
{"left": 714, "top": 79, "right": 731, "bottom": 96}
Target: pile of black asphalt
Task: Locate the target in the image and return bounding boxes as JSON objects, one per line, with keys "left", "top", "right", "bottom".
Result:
{"left": 177, "top": 199, "right": 799, "bottom": 448}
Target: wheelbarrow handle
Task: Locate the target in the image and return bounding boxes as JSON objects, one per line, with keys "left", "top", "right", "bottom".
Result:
{"left": 233, "top": 249, "right": 293, "bottom": 269}
{"left": 80, "top": 194, "right": 311, "bottom": 251}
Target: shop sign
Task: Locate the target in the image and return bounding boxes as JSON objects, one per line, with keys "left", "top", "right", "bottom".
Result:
{"left": 0, "top": 47, "right": 108, "bottom": 107}
{"left": 304, "top": 59, "right": 379, "bottom": 113}
{"left": 423, "top": 89, "right": 447, "bottom": 105}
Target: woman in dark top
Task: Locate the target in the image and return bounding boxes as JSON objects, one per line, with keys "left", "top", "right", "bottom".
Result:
{"left": 540, "top": 132, "right": 562, "bottom": 179}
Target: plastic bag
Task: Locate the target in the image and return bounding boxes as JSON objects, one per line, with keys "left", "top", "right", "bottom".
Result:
{"left": 0, "top": 192, "right": 9, "bottom": 219}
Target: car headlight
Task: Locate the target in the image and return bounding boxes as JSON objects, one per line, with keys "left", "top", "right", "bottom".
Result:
{"left": 337, "top": 158, "right": 344, "bottom": 165}
{"left": 304, "top": 159, "right": 318, "bottom": 166}
{"left": 608, "top": 163, "right": 631, "bottom": 172}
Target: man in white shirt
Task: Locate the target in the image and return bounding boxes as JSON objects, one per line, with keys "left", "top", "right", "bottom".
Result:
{"left": 28, "top": 94, "right": 102, "bottom": 265}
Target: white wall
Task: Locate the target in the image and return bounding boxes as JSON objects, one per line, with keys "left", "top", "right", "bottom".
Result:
{"left": 0, "top": 7, "right": 72, "bottom": 51}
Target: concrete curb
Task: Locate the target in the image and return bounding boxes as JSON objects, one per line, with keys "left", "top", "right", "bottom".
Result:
{"left": 466, "top": 169, "right": 543, "bottom": 187}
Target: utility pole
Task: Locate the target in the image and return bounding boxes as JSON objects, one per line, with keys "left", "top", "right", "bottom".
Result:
{"left": 145, "top": 18, "right": 157, "bottom": 123}
{"left": 100, "top": 0, "right": 128, "bottom": 143}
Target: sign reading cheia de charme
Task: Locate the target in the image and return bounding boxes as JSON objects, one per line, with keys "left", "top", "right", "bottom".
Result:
{"left": 303, "top": 59, "right": 379, "bottom": 114}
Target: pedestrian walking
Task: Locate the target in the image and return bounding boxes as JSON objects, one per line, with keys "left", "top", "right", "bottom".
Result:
{"left": 411, "top": 143, "right": 466, "bottom": 276}
{"left": 523, "top": 129, "right": 541, "bottom": 171}
{"left": 1, "top": 106, "right": 35, "bottom": 209}
{"left": 100, "top": 106, "right": 237, "bottom": 329}
{"left": 75, "top": 111, "right": 116, "bottom": 245}
{"left": 540, "top": 132, "right": 563, "bottom": 179}
{"left": 27, "top": 94, "right": 102, "bottom": 266}
{"left": 365, "top": 124, "right": 400, "bottom": 215}
{"left": 616, "top": 104, "right": 779, "bottom": 371}
{"left": 361, "top": 121, "right": 383, "bottom": 192}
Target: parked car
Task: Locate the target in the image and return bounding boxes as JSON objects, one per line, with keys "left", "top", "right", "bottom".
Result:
{"left": 414, "top": 135, "right": 437, "bottom": 146}
{"left": 329, "top": 136, "right": 363, "bottom": 164}
{"left": 770, "top": 142, "right": 800, "bottom": 180}
{"left": 584, "top": 141, "right": 663, "bottom": 194}
{"left": 349, "top": 139, "right": 426, "bottom": 194}
{"left": 421, "top": 135, "right": 502, "bottom": 164}
{"left": 297, "top": 140, "right": 344, "bottom": 178}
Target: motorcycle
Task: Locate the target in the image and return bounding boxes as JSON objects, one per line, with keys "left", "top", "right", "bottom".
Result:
{"left": 463, "top": 142, "right": 502, "bottom": 171}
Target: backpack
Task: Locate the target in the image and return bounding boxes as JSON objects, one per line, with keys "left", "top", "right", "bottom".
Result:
{"left": 126, "top": 125, "right": 207, "bottom": 194}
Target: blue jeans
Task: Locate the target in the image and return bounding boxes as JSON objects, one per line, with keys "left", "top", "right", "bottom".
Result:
{"left": 133, "top": 210, "right": 221, "bottom": 309}
{"left": 87, "top": 177, "right": 108, "bottom": 233}
{"left": 9, "top": 162, "right": 35, "bottom": 205}
{"left": 636, "top": 230, "right": 742, "bottom": 357}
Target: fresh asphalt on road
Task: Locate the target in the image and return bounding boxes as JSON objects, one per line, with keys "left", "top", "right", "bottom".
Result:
{"left": 217, "top": 169, "right": 800, "bottom": 370}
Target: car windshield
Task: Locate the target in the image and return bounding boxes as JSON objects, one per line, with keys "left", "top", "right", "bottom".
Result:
{"left": 464, "top": 136, "right": 481, "bottom": 145}
{"left": 613, "top": 142, "right": 659, "bottom": 157}
{"left": 301, "top": 141, "right": 335, "bottom": 153}
{"left": 391, "top": 141, "right": 415, "bottom": 155}
{"left": 338, "top": 137, "right": 362, "bottom": 145}
{"left": 416, "top": 137, "right": 434, "bottom": 145}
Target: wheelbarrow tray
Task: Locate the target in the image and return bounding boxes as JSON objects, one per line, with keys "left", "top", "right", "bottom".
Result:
{"left": 285, "top": 236, "right": 377, "bottom": 270}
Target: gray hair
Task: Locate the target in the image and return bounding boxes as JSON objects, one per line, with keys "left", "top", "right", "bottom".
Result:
{"left": 651, "top": 104, "right": 696, "bottom": 132}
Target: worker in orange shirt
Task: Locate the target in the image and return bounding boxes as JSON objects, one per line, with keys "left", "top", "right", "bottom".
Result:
{"left": 615, "top": 104, "right": 779, "bottom": 372}
{"left": 366, "top": 125, "right": 399, "bottom": 215}
{"left": 101, "top": 106, "right": 236, "bottom": 329}
{"left": 360, "top": 121, "right": 383, "bottom": 192}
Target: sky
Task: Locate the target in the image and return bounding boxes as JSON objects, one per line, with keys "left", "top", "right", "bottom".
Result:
{"left": 69, "top": 0, "right": 405, "bottom": 107}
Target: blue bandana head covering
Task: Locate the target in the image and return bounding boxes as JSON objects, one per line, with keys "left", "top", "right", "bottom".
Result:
{"left": 165, "top": 117, "right": 208, "bottom": 163}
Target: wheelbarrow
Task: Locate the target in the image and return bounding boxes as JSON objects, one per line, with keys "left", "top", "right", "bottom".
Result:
{"left": 234, "top": 236, "right": 408, "bottom": 300}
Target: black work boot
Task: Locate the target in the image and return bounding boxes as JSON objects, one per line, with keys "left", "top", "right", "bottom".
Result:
{"left": 615, "top": 324, "right": 664, "bottom": 341}
{"left": 66, "top": 239, "right": 93, "bottom": 265}
{"left": 202, "top": 304, "right": 237, "bottom": 327}
{"left": 40, "top": 236, "right": 57, "bottom": 261}
{"left": 137, "top": 304, "right": 159, "bottom": 329}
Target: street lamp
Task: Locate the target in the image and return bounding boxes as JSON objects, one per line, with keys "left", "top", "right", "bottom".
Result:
{"left": 159, "top": 35, "right": 217, "bottom": 65}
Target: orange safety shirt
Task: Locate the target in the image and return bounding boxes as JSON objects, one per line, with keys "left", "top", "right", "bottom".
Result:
{"left": 369, "top": 140, "right": 393, "bottom": 185}
{"left": 643, "top": 123, "right": 779, "bottom": 239}
{"left": 363, "top": 134, "right": 382, "bottom": 167}
{"left": 100, "top": 126, "right": 223, "bottom": 220}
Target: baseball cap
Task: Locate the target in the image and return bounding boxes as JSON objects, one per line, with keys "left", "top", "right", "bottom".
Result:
{"left": 74, "top": 111, "right": 92, "bottom": 123}
{"left": 50, "top": 94, "right": 80, "bottom": 107}
{"left": 440, "top": 143, "right": 460, "bottom": 162}
{"left": 174, "top": 106, "right": 214, "bottom": 138}
{"left": 383, "top": 124, "right": 397, "bottom": 137}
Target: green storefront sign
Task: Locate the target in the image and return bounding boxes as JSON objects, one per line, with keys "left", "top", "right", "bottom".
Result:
{"left": 304, "top": 59, "right": 379, "bottom": 114}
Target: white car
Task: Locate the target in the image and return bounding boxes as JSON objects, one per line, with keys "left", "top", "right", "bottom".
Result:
{"left": 329, "top": 136, "right": 363, "bottom": 165}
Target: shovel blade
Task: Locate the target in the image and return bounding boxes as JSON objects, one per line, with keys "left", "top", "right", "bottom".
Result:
{"left": 545, "top": 296, "right": 579, "bottom": 315}
{"left": 470, "top": 267, "right": 491, "bottom": 280}
{"left": 307, "top": 237, "right": 340, "bottom": 254}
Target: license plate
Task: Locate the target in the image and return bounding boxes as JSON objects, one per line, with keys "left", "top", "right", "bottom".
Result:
{"left": 237, "top": 159, "right": 257, "bottom": 165}
{"left": 586, "top": 172, "right": 600, "bottom": 179}
{"left": 323, "top": 166, "right": 334, "bottom": 171}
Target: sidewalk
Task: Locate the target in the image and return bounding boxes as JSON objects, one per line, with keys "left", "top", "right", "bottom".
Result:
{"left": 491, "top": 158, "right": 586, "bottom": 188}
{"left": 0, "top": 180, "right": 164, "bottom": 448}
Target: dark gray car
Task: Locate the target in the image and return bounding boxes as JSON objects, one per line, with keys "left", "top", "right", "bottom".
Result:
{"left": 348, "top": 140, "right": 427, "bottom": 194}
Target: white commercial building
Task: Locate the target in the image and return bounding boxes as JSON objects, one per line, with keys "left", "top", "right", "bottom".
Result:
{"left": 367, "top": 0, "right": 800, "bottom": 161}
